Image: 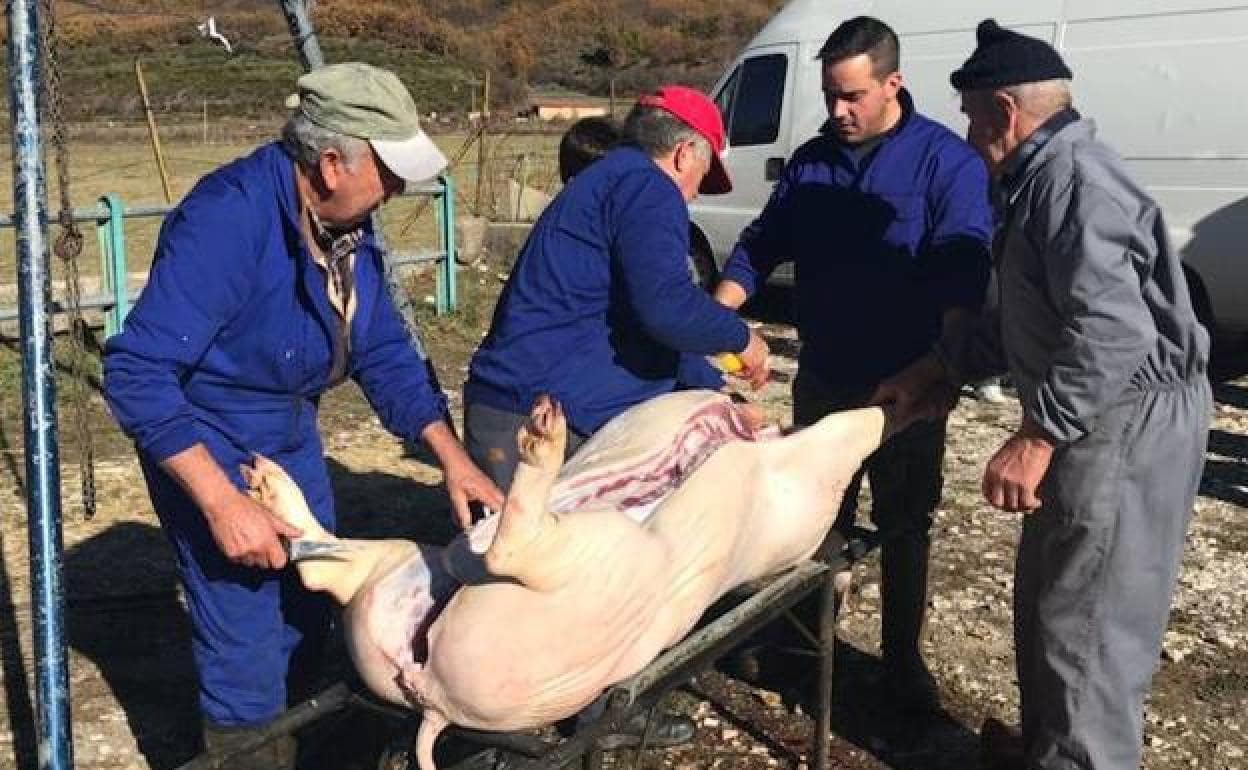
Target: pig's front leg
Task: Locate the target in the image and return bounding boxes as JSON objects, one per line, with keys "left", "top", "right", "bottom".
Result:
{"left": 484, "top": 395, "right": 572, "bottom": 590}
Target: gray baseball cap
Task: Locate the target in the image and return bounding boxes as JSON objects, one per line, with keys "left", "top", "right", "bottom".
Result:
{"left": 294, "top": 62, "right": 447, "bottom": 183}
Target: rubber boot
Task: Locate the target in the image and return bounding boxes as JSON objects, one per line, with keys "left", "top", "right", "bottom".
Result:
{"left": 880, "top": 537, "right": 939, "bottom": 714}
{"left": 203, "top": 720, "right": 297, "bottom": 770}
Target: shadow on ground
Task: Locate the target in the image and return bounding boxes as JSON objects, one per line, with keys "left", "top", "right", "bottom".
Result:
{"left": 1, "top": 456, "right": 464, "bottom": 770}
{"left": 1200, "top": 383, "right": 1248, "bottom": 508}
{"left": 706, "top": 622, "right": 981, "bottom": 770}
{"left": 58, "top": 521, "right": 195, "bottom": 770}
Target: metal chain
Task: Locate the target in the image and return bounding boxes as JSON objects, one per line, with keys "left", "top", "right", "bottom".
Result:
{"left": 39, "top": 0, "right": 97, "bottom": 519}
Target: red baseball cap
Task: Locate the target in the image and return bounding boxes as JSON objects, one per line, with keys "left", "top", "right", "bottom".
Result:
{"left": 637, "top": 85, "right": 732, "bottom": 194}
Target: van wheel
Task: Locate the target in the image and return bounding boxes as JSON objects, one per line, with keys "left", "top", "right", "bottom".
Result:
{"left": 1185, "top": 265, "right": 1214, "bottom": 335}
{"left": 1184, "top": 265, "right": 1231, "bottom": 379}
{"left": 688, "top": 242, "right": 719, "bottom": 290}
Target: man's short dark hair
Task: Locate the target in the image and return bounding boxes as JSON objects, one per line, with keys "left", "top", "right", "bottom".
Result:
{"left": 558, "top": 116, "right": 621, "bottom": 182}
{"left": 817, "top": 16, "right": 900, "bottom": 78}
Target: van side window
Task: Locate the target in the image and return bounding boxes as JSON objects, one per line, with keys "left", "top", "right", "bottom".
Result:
{"left": 727, "top": 54, "right": 787, "bottom": 146}
{"left": 715, "top": 67, "right": 741, "bottom": 127}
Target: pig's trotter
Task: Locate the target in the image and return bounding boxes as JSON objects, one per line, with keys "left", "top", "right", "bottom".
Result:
{"left": 517, "top": 394, "right": 567, "bottom": 471}
{"left": 485, "top": 396, "right": 569, "bottom": 588}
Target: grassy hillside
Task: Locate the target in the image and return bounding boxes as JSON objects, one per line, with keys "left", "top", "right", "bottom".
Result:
{"left": 0, "top": 0, "right": 785, "bottom": 123}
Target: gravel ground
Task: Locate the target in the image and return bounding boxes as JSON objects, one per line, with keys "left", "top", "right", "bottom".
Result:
{"left": 0, "top": 296, "right": 1245, "bottom": 770}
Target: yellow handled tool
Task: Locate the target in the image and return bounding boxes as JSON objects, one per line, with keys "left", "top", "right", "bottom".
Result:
{"left": 717, "top": 353, "right": 744, "bottom": 374}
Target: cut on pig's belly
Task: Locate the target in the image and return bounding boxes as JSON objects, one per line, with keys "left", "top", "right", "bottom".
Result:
{"left": 246, "top": 390, "right": 887, "bottom": 770}
{"left": 446, "top": 391, "right": 771, "bottom": 573}
{"left": 547, "top": 392, "right": 769, "bottom": 518}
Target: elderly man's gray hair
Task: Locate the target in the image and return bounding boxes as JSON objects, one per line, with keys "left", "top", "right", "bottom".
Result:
{"left": 281, "top": 112, "right": 370, "bottom": 170}
{"left": 1002, "top": 79, "right": 1072, "bottom": 120}
{"left": 623, "top": 105, "right": 712, "bottom": 165}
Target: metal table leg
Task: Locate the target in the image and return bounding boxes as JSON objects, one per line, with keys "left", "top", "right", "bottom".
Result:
{"left": 813, "top": 569, "right": 852, "bottom": 770}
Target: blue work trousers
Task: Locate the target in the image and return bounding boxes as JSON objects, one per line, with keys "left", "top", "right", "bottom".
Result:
{"left": 142, "top": 457, "right": 334, "bottom": 728}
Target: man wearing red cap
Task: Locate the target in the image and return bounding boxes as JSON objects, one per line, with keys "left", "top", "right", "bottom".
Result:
{"left": 465, "top": 86, "right": 768, "bottom": 488}
{"left": 462, "top": 86, "right": 768, "bottom": 752}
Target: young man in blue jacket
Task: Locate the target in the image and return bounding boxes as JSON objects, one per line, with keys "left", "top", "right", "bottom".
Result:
{"left": 464, "top": 86, "right": 769, "bottom": 491}
{"left": 103, "top": 63, "right": 503, "bottom": 769}
{"left": 715, "top": 17, "right": 994, "bottom": 712}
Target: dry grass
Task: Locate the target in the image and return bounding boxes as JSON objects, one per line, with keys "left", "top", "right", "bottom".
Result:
{"left": 0, "top": 129, "right": 560, "bottom": 281}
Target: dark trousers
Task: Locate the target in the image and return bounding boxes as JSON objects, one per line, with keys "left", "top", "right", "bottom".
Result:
{"left": 792, "top": 368, "right": 946, "bottom": 666}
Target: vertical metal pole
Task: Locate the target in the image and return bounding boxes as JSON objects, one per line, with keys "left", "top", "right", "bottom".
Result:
{"left": 813, "top": 569, "right": 847, "bottom": 770}
{"left": 434, "top": 186, "right": 447, "bottom": 317}
{"left": 98, "top": 194, "right": 129, "bottom": 337}
{"left": 8, "top": 0, "right": 74, "bottom": 768}
{"left": 276, "top": 0, "right": 324, "bottom": 70}
{"left": 434, "top": 176, "right": 457, "bottom": 315}
{"left": 443, "top": 175, "right": 457, "bottom": 313}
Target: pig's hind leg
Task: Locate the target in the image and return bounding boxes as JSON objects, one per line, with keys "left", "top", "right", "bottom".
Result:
{"left": 484, "top": 395, "right": 571, "bottom": 589}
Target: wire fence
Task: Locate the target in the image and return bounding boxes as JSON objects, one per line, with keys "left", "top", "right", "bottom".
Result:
{"left": 0, "top": 118, "right": 570, "bottom": 470}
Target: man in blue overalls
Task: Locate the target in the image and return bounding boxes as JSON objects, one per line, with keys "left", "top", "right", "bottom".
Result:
{"left": 104, "top": 63, "right": 503, "bottom": 769}
{"left": 715, "top": 17, "right": 994, "bottom": 713}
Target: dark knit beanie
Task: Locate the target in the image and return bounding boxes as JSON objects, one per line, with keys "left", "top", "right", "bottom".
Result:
{"left": 950, "top": 19, "right": 1073, "bottom": 90}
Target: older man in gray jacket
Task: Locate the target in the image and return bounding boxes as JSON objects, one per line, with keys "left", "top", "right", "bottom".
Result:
{"left": 877, "top": 20, "right": 1211, "bottom": 770}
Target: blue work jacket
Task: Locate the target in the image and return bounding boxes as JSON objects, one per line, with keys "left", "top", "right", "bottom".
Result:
{"left": 104, "top": 142, "right": 448, "bottom": 528}
{"left": 466, "top": 146, "right": 748, "bottom": 435}
{"left": 723, "top": 91, "right": 993, "bottom": 386}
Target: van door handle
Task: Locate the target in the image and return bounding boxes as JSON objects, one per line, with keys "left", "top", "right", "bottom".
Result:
{"left": 765, "top": 157, "right": 786, "bottom": 182}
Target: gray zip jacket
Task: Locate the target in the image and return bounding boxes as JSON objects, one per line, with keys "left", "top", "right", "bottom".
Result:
{"left": 942, "top": 112, "right": 1209, "bottom": 444}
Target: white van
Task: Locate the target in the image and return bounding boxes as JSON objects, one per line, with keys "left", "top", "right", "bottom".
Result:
{"left": 689, "top": 0, "right": 1248, "bottom": 355}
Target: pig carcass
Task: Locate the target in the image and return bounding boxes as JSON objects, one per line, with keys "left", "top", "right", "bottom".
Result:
{"left": 244, "top": 390, "right": 887, "bottom": 770}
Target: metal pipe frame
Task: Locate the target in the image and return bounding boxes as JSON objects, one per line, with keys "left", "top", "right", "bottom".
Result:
{"left": 0, "top": 182, "right": 457, "bottom": 327}
{"left": 277, "top": 0, "right": 325, "bottom": 71}
{"left": 97, "top": 194, "right": 129, "bottom": 335}
{"left": 7, "top": 0, "right": 74, "bottom": 767}
{"left": 435, "top": 175, "right": 458, "bottom": 314}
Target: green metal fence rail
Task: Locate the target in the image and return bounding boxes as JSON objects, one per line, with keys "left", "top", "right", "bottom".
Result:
{"left": 0, "top": 176, "right": 459, "bottom": 332}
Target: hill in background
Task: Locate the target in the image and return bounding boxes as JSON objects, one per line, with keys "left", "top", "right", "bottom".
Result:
{"left": 0, "top": 0, "right": 785, "bottom": 125}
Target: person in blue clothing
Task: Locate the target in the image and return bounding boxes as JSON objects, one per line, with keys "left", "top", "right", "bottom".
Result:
{"left": 103, "top": 63, "right": 503, "bottom": 769}
{"left": 464, "top": 86, "right": 769, "bottom": 493}
{"left": 715, "top": 17, "right": 994, "bottom": 713}
{"left": 557, "top": 115, "right": 621, "bottom": 183}
{"left": 461, "top": 87, "right": 768, "bottom": 754}
{"left": 556, "top": 114, "right": 730, "bottom": 415}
